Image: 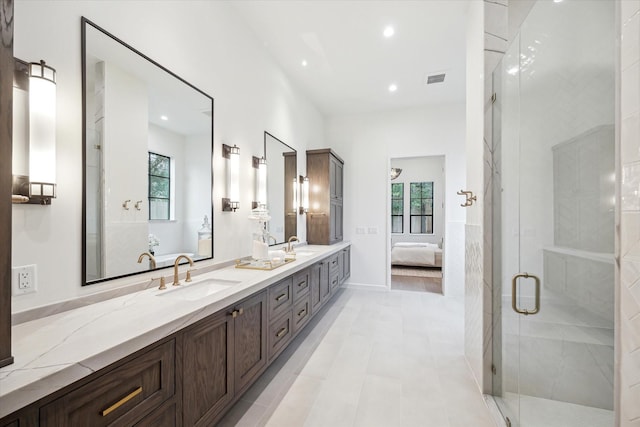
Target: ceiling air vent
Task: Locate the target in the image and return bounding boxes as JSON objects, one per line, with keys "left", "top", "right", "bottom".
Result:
{"left": 426, "top": 73, "right": 446, "bottom": 84}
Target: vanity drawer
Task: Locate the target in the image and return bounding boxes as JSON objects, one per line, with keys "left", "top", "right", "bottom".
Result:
{"left": 268, "top": 277, "right": 293, "bottom": 320}
{"left": 328, "top": 253, "right": 340, "bottom": 275}
{"left": 40, "top": 340, "right": 175, "bottom": 427}
{"left": 268, "top": 311, "right": 292, "bottom": 360}
{"left": 292, "top": 269, "right": 310, "bottom": 302}
{"left": 292, "top": 297, "right": 311, "bottom": 335}
{"left": 329, "top": 270, "right": 340, "bottom": 295}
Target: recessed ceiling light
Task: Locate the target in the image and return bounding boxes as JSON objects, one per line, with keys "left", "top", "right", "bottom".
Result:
{"left": 301, "top": 60, "right": 308, "bottom": 67}
{"left": 160, "top": 115, "right": 168, "bottom": 121}
{"left": 388, "top": 83, "right": 397, "bottom": 92}
{"left": 383, "top": 26, "right": 394, "bottom": 38}
{"left": 553, "top": 0, "right": 563, "bottom": 3}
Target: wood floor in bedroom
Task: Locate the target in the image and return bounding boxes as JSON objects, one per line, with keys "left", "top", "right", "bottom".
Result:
{"left": 390, "top": 266, "right": 443, "bottom": 294}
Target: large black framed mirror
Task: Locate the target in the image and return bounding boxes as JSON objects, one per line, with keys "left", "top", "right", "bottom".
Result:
{"left": 82, "top": 18, "right": 214, "bottom": 285}
{"left": 264, "top": 132, "right": 296, "bottom": 245}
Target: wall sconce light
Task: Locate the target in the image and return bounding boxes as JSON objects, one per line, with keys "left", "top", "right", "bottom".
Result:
{"left": 252, "top": 156, "right": 267, "bottom": 209}
{"left": 299, "top": 176, "right": 309, "bottom": 214}
{"left": 12, "top": 59, "right": 57, "bottom": 205}
{"left": 222, "top": 143, "right": 240, "bottom": 211}
{"left": 292, "top": 177, "right": 299, "bottom": 213}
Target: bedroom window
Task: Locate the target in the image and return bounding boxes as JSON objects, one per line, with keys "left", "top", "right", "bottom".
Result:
{"left": 410, "top": 181, "right": 433, "bottom": 234}
{"left": 391, "top": 183, "right": 404, "bottom": 233}
{"left": 148, "top": 152, "right": 171, "bottom": 220}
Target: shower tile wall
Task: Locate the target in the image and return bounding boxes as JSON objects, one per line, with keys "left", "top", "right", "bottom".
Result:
{"left": 620, "top": 0, "right": 640, "bottom": 425}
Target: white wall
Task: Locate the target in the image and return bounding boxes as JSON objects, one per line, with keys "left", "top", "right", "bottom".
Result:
{"left": 11, "top": 1, "right": 324, "bottom": 312}
{"left": 325, "top": 104, "right": 466, "bottom": 296}
{"left": 390, "top": 156, "right": 445, "bottom": 245}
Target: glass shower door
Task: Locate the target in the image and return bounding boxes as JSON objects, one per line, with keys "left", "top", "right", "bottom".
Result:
{"left": 492, "top": 1, "right": 615, "bottom": 426}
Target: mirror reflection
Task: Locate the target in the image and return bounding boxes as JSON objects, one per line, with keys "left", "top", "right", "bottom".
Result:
{"left": 264, "top": 132, "right": 296, "bottom": 245}
{"left": 82, "top": 18, "right": 214, "bottom": 285}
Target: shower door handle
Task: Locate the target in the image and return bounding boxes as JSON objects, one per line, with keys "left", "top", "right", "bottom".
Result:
{"left": 511, "top": 273, "right": 540, "bottom": 315}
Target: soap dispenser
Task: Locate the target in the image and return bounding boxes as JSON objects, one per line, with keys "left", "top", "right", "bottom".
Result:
{"left": 197, "top": 215, "right": 212, "bottom": 257}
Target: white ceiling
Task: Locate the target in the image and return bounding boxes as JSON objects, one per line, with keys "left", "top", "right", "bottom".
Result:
{"left": 232, "top": 0, "right": 470, "bottom": 117}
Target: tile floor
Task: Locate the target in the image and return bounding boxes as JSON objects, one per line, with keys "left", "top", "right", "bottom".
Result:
{"left": 217, "top": 286, "right": 496, "bottom": 427}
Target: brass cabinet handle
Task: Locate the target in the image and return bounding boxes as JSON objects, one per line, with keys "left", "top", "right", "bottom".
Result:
{"left": 276, "top": 327, "right": 288, "bottom": 338}
{"left": 297, "top": 281, "right": 307, "bottom": 288}
{"left": 230, "top": 309, "right": 240, "bottom": 318}
{"left": 101, "top": 386, "right": 142, "bottom": 417}
{"left": 511, "top": 273, "right": 541, "bottom": 315}
{"left": 297, "top": 308, "right": 306, "bottom": 317}
{"left": 276, "top": 293, "right": 287, "bottom": 302}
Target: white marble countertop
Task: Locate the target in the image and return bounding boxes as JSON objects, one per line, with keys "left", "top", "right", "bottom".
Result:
{"left": 0, "top": 243, "right": 350, "bottom": 419}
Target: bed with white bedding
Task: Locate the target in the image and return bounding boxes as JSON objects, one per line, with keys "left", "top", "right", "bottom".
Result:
{"left": 391, "top": 242, "right": 442, "bottom": 268}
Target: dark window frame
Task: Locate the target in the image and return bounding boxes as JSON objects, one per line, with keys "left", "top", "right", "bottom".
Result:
{"left": 148, "top": 151, "right": 171, "bottom": 220}
{"left": 409, "top": 181, "right": 434, "bottom": 234}
{"left": 391, "top": 182, "right": 404, "bottom": 234}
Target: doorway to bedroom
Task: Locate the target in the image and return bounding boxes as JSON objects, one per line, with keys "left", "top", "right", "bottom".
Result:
{"left": 389, "top": 155, "right": 445, "bottom": 294}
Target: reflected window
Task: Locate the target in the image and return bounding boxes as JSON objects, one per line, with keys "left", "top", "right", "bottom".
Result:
{"left": 391, "top": 183, "right": 404, "bottom": 233}
{"left": 149, "top": 152, "right": 170, "bottom": 220}
{"left": 410, "top": 182, "right": 433, "bottom": 234}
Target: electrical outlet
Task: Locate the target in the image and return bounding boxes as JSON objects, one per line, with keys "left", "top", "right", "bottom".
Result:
{"left": 12, "top": 264, "right": 37, "bottom": 296}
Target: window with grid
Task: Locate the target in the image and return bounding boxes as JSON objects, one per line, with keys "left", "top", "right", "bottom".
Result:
{"left": 410, "top": 182, "right": 433, "bottom": 234}
{"left": 148, "top": 152, "right": 170, "bottom": 220}
{"left": 391, "top": 183, "right": 404, "bottom": 233}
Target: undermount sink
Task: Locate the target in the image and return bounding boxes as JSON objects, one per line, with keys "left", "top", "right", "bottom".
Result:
{"left": 157, "top": 278, "right": 240, "bottom": 301}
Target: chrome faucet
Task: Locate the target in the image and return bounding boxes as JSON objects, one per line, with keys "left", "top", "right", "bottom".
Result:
{"left": 173, "top": 254, "right": 194, "bottom": 286}
{"left": 287, "top": 235, "right": 299, "bottom": 253}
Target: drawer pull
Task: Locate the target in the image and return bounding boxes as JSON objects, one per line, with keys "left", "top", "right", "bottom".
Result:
{"left": 297, "top": 308, "right": 307, "bottom": 317}
{"left": 101, "top": 386, "right": 142, "bottom": 417}
{"left": 297, "top": 281, "right": 307, "bottom": 288}
{"left": 276, "top": 327, "right": 288, "bottom": 338}
{"left": 276, "top": 293, "right": 287, "bottom": 302}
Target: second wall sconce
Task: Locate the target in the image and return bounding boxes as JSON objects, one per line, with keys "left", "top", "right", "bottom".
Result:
{"left": 12, "top": 59, "right": 57, "bottom": 205}
{"left": 222, "top": 143, "right": 240, "bottom": 211}
{"left": 457, "top": 190, "right": 476, "bottom": 207}
{"left": 299, "top": 176, "right": 309, "bottom": 214}
{"left": 252, "top": 156, "right": 267, "bottom": 209}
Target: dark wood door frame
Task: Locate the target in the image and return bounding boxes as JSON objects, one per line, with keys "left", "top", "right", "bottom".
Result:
{"left": 0, "top": 0, "right": 14, "bottom": 368}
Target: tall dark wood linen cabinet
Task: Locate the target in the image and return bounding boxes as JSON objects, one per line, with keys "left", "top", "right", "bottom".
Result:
{"left": 306, "top": 149, "right": 343, "bottom": 245}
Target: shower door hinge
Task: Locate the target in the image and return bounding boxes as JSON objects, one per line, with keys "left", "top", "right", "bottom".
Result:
{"left": 492, "top": 364, "right": 497, "bottom": 375}
{"left": 491, "top": 93, "right": 497, "bottom": 104}
{"left": 505, "top": 416, "right": 512, "bottom": 427}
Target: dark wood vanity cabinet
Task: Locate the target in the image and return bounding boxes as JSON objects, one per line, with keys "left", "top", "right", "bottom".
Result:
{"left": 307, "top": 149, "right": 344, "bottom": 245}
{"left": 0, "top": 249, "right": 349, "bottom": 427}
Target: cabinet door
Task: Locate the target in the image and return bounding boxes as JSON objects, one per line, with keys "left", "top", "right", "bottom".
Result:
{"left": 341, "top": 247, "right": 351, "bottom": 283}
{"left": 320, "top": 259, "right": 331, "bottom": 305}
{"left": 234, "top": 290, "right": 268, "bottom": 394}
{"left": 334, "top": 159, "right": 343, "bottom": 200}
{"left": 40, "top": 340, "right": 175, "bottom": 427}
{"left": 183, "top": 312, "right": 234, "bottom": 427}
{"left": 310, "top": 262, "right": 322, "bottom": 313}
{"left": 329, "top": 157, "right": 337, "bottom": 198}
